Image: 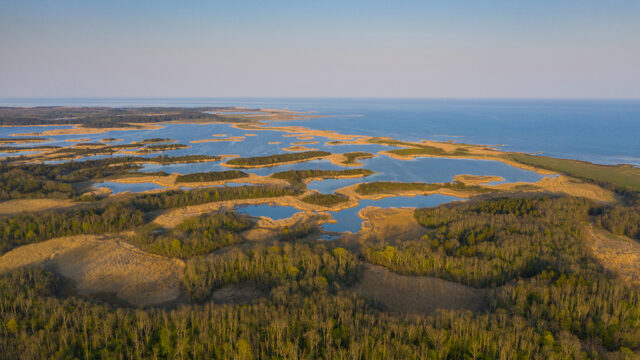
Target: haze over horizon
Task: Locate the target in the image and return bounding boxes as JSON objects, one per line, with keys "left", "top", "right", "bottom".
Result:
{"left": 1, "top": 0, "right": 639, "bottom": 99}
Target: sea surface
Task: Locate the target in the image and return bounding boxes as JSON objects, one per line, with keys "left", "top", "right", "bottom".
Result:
{"left": 2, "top": 97, "right": 638, "bottom": 166}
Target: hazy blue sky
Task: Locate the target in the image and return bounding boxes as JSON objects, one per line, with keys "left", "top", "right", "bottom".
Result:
{"left": 1, "top": 0, "right": 639, "bottom": 98}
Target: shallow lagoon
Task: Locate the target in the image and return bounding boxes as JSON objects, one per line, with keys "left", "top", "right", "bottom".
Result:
{"left": 0, "top": 115, "right": 549, "bottom": 192}
{"left": 324, "top": 194, "right": 463, "bottom": 233}
{"left": 307, "top": 156, "right": 546, "bottom": 194}
{"left": 179, "top": 182, "right": 255, "bottom": 190}
{"left": 0, "top": 150, "right": 41, "bottom": 158}
{"left": 96, "top": 181, "right": 164, "bottom": 194}
{"left": 236, "top": 204, "right": 300, "bottom": 220}
{"left": 140, "top": 158, "right": 345, "bottom": 176}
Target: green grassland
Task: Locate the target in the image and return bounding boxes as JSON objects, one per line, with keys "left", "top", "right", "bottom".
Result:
{"left": 509, "top": 153, "right": 640, "bottom": 191}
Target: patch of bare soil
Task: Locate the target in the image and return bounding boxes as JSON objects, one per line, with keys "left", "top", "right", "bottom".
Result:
{"left": 586, "top": 224, "right": 640, "bottom": 286}
{"left": 0, "top": 198, "right": 76, "bottom": 215}
{"left": 0, "top": 234, "right": 185, "bottom": 307}
{"left": 352, "top": 264, "right": 487, "bottom": 315}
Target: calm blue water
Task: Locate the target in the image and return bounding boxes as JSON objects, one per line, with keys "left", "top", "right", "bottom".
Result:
{"left": 236, "top": 204, "right": 300, "bottom": 220}
{"left": 307, "top": 157, "right": 546, "bottom": 194}
{"left": 1, "top": 98, "right": 638, "bottom": 166}
{"left": 95, "top": 181, "right": 164, "bottom": 194}
{"left": 0, "top": 151, "right": 41, "bottom": 158}
{"left": 140, "top": 158, "right": 345, "bottom": 175}
{"left": 179, "top": 182, "right": 255, "bottom": 190}
{"left": 324, "top": 194, "right": 463, "bottom": 233}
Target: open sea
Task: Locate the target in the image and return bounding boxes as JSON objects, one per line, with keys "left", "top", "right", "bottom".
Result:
{"left": 2, "top": 97, "right": 638, "bottom": 166}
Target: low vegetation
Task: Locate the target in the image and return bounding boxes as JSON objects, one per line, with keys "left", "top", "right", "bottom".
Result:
{"left": 0, "top": 137, "right": 50, "bottom": 144}
{"left": 271, "top": 168, "right": 374, "bottom": 185}
{"left": 368, "top": 137, "right": 469, "bottom": 157}
{"left": 300, "top": 193, "right": 349, "bottom": 207}
{"left": 342, "top": 151, "right": 373, "bottom": 164}
{"left": 509, "top": 153, "right": 640, "bottom": 191}
{"left": 135, "top": 138, "right": 174, "bottom": 144}
{"left": 175, "top": 170, "right": 248, "bottom": 183}
{"left": 226, "top": 151, "right": 331, "bottom": 167}
{"left": 355, "top": 181, "right": 496, "bottom": 196}
{"left": 138, "top": 143, "right": 189, "bottom": 153}
{"left": 0, "top": 145, "right": 60, "bottom": 152}
{"left": 278, "top": 220, "right": 319, "bottom": 241}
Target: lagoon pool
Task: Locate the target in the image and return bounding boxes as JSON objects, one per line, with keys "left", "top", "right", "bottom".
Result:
{"left": 236, "top": 204, "right": 300, "bottom": 220}
{"left": 95, "top": 181, "right": 164, "bottom": 194}
{"left": 323, "top": 194, "right": 463, "bottom": 233}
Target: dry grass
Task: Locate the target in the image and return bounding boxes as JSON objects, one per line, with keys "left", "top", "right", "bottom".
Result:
{"left": 359, "top": 207, "right": 427, "bottom": 242}
{"left": 453, "top": 174, "right": 504, "bottom": 185}
{"left": 351, "top": 264, "right": 487, "bottom": 315}
{"left": 0, "top": 199, "right": 76, "bottom": 215}
{"left": 0, "top": 234, "right": 185, "bottom": 307}
{"left": 494, "top": 176, "right": 617, "bottom": 203}
{"left": 586, "top": 224, "right": 640, "bottom": 286}
{"left": 282, "top": 145, "right": 319, "bottom": 152}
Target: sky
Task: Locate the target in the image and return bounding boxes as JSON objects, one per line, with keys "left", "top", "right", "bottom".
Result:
{"left": 1, "top": 0, "right": 639, "bottom": 99}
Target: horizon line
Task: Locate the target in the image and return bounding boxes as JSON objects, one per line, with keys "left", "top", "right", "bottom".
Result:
{"left": 1, "top": 96, "right": 639, "bottom": 102}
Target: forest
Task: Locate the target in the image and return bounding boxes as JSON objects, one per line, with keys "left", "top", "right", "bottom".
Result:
{"left": 0, "top": 193, "right": 638, "bottom": 358}
{"left": 0, "top": 192, "right": 640, "bottom": 359}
